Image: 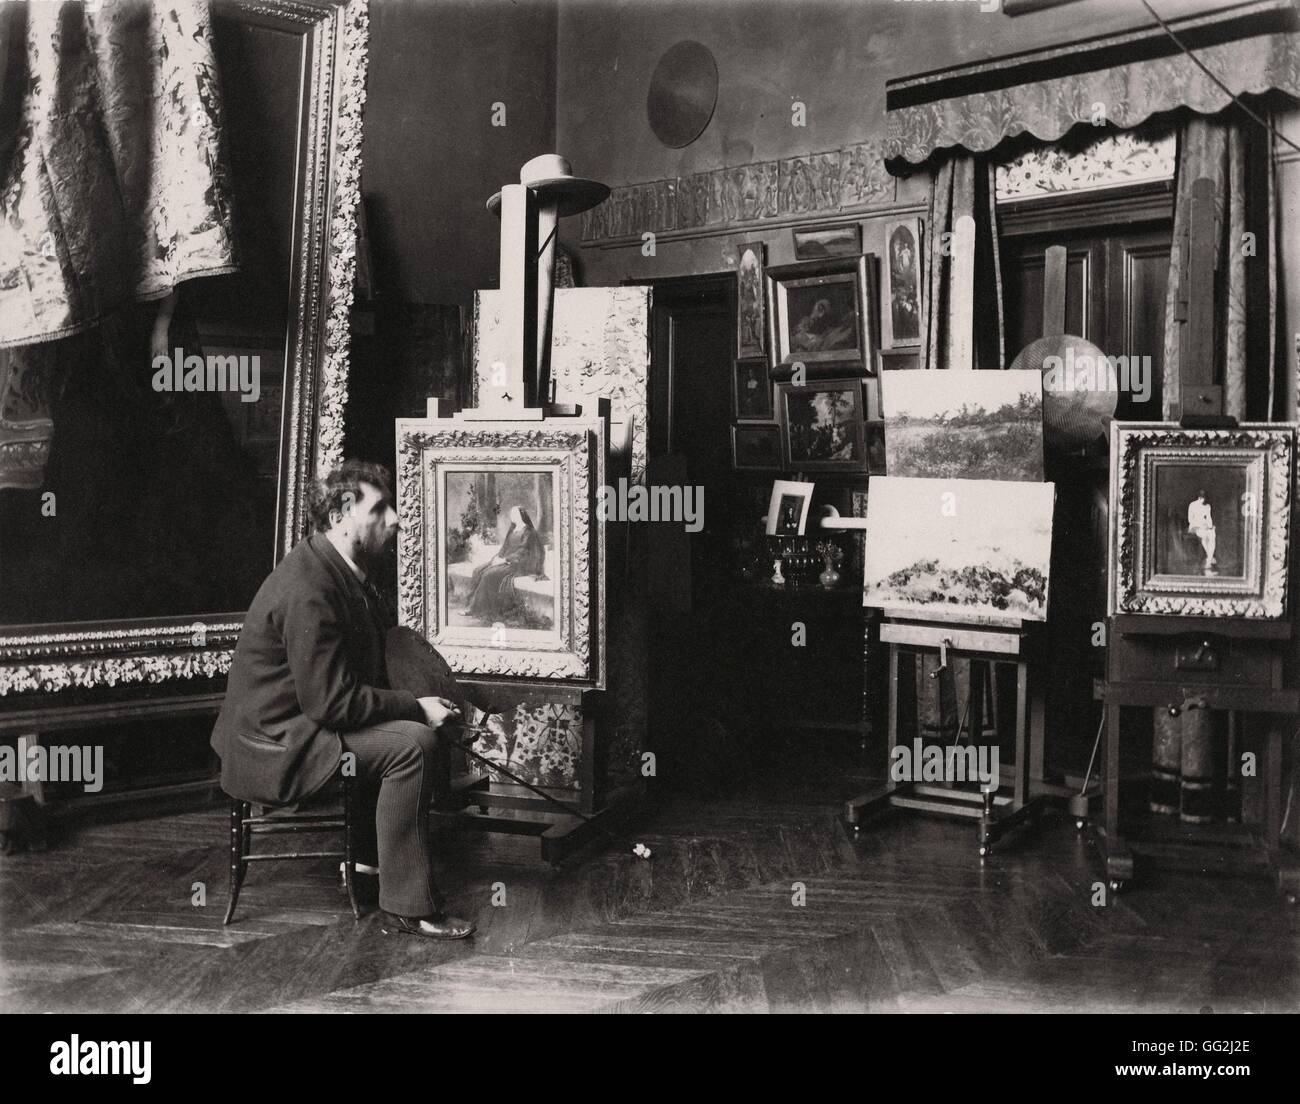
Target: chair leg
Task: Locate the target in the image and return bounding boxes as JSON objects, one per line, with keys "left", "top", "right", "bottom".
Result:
{"left": 223, "top": 800, "right": 249, "bottom": 925}
{"left": 342, "top": 779, "right": 360, "bottom": 920}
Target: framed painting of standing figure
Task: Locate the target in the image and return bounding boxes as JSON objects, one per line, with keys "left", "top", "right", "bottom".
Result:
{"left": 396, "top": 417, "right": 606, "bottom": 686}
{"left": 1110, "top": 423, "right": 1294, "bottom": 619}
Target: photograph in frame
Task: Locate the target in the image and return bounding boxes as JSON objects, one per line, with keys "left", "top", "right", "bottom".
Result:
{"left": 766, "top": 479, "right": 815, "bottom": 536}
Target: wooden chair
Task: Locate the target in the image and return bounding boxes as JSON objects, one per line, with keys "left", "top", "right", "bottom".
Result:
{"left": 224, "top": 775, "right": 360, "bottom": 925}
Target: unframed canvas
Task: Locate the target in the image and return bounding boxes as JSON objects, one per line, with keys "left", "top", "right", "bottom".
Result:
{"left": 864, "top": 476, "right": 1056, "bottom": 624}
{"left": 881, "top": 368, "right": 1044, "bottom": 480}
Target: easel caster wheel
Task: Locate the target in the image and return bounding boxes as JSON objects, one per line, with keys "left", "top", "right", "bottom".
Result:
{"left": 1075, "top": 818, "right": 1087, "bottom": 832}
{"left": 1109, "top": 880, "right": 1124, "bottom": 894}
{"left": 978, "top": 845, "right": 989, "bottom": 857}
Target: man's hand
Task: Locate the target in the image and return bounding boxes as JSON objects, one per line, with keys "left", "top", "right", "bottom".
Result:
{"left": 417, "top": 696, "right": 462, "bottom": 730}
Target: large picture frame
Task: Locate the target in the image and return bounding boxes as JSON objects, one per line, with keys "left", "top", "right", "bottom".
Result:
{"left": 766, "top": 255, "right": 877, "bottom": 378}
{"left": 0, "top": 0, "right": 368, "bottom": 698}
{"left": 396, "top": 417, "right": 607, "bottom": 687}
{"left": 1110, "top": 423, "right": 1294, "bottom": 619}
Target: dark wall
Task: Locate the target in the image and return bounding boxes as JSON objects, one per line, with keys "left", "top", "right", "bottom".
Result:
{"left": 362, "top": 0, "right": 558, "bottom": 305}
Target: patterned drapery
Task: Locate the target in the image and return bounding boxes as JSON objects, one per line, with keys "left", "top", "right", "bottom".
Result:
{"left": 887, "top": 31, "right": 1300, "bottom": 169}
{"left": 0, "top": 0, "right": 238, "bottom": 349}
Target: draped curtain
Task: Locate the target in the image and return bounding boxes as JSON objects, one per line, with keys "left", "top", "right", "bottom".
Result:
{"left": 0, "top": 0, "right": 238, "bottom": 348}
{"left": 887, "top": 31, "right": 1300, "bottom": 170}
{"left": 0, "top": 0, "right": 237, "bottom": 491}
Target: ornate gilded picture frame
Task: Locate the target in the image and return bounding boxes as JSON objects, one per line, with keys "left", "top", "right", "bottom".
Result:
{"left": 1110, "top": 423, "right": 1295, "bottom": 619}
{"left": 0, "top": 0, "right": 368, "bottom": 698}
{"left": 396, "top": 418, "right": 607, "bottom": 688}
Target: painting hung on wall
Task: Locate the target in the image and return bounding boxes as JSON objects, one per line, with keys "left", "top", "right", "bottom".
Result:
{"left": 766, "top": 255, "right": 876, "bottom": 377}
{"left": 396, "top": 417, "right": 606, "bottom": 686}
{"left": 733, "top": 356, "right": 772, "bottom": 420}
{"left": 732, "top": 423, "right": 781, "bottom": 471}
{"left": 792, "top": 222, "right": 862, "bottom": 260}
{"left": 882, "top": 217, "right": 924, "bottom": 348}
{"left": 777, "top": 377, "right": 867, "bottom": 472}
{"left": 1110, "top": 424, "right": 1294, "bottom": 619}
{"left": 736, "top": 240, "right": 767, "bottom": 358}
{"left": 864, "top": 476, "right": 1056, "bottom": 625}
{"left": 881, "top": 368, "right": 1043, "bottom": 480}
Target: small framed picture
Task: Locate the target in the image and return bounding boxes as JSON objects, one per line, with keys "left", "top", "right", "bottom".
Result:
{"left": 776, "top": 377, "right": 868, "bottom": 473}
{"left": 881, "top": 217, "right": 924, "bottom": 349}
{"left": 733, "top": 357, "right": 773, "bottom": 420}
{"left": 766, "top": 479, "right": 815, "bottom": 536}
{"left": 732, "top": 423, "right": 781, "bottom": 471}
{"left": 1110, "top": 423, "right": 1295, "bottom": 619}
{"left": 736, "top": 240, "right": 767, "bottom": 358}
{"left": 792, "top": 222, "right": 862, "bottom": 261}
{"left": 766, "top": 255, "right": 877, "bottom": 378}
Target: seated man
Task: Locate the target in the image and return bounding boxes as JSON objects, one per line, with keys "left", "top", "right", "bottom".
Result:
{"left": 211, "top": 459, "right": 475, "bottom": 940}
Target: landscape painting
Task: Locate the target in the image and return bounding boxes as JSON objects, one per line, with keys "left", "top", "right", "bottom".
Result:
{"left": 881, "top": 369, "right": 1043, "bottom": 481}
{"left": 863, "top": 477, "right": 1056, "bottom": 624}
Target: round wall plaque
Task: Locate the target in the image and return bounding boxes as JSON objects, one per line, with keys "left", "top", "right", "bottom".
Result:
{"left": 646, "top": 41, "right": 718, "bottom": 150}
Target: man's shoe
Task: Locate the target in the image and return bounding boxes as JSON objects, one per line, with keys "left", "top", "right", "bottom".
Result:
{"left": 380, "top": 910, "right": 476, "bottom": 940}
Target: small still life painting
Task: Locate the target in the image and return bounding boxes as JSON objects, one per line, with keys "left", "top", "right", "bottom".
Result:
{"left": 864, "top": 476, "right": 1055, "bottom": 624}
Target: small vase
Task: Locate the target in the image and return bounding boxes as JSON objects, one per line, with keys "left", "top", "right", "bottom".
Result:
{"left": 819, "top": 565, "right": 841, "bottom": 589}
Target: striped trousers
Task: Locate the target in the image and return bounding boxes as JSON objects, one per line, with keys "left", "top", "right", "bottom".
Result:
{"left": 339, "top": 721, "right": 450, "bottom": 917}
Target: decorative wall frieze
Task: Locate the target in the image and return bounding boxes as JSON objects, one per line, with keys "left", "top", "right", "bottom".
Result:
{"left": 580, "top": 139, "right": 896, "bottom": 245}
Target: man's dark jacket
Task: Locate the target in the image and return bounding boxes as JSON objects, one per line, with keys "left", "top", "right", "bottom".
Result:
{"left": 211, "top": 534, "right": 424, "bottom": 805}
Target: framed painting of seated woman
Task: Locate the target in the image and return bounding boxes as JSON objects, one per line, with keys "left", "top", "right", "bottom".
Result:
{"left": 396, "top": 417, "right": 606, "bottom": 688}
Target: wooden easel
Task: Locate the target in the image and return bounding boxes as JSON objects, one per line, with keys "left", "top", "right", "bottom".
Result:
{"left": 1093, "top": 178, "right": 1300, "bottom": 900}
{"left": 845, "top": 616, "right": 1052, "bottom": 856}
{"left": 405, "top": 180, "right": 633, "bottom": 866}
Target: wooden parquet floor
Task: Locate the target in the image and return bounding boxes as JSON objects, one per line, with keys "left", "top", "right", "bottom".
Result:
{"left": 2, "top": 759, "right": 1298, "bottom": 1013}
